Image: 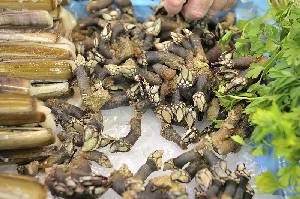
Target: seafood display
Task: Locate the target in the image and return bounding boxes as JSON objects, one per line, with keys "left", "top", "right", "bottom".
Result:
{"left": 0, "top": 1, "right": 259, "bottom": 199}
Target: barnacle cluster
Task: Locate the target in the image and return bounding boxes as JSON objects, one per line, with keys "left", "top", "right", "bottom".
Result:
{"left": 0, "top": 0, "right": 259, "bottom": 199}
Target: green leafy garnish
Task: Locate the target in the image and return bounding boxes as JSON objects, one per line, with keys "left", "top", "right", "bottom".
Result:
{"left": 217, "top": 2, "right": 300, "bottom": 196}
{"left": 231, "top": 135, "right": 245, "bottom": 145}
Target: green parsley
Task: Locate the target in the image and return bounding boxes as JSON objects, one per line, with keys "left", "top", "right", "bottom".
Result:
{"left": 218, "top": 2, "right": 300, "bottom": 196}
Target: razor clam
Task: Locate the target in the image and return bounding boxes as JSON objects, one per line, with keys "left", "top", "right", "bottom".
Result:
{"left": 0, "top": 60, "right": 73, "bottom": 80}
{"left": 0, "top": 76, "right": 30, "bottom": 95}
{"left": 0, "top": 76, "right": 71, "bottom": 99}
{"left": 0, "top": 174, "right": 48, "bottom": 199}
{"left": 0, "top": 32, "right": 75, "bottom": 50}
{"left": 0, "top": 42, "right": 75, "bottom": 60}
{"left": 30, "top": 81, "right": 71, "bottom": 99}
{"left": 0, "top": 93, "right": 45, "bottom": 126}
{"left": 0, "top": 127, "right": 54, "bottom": 151}
{"left": 0, "top": 0, "right": 59, "bottom": 11}
{"left": 0, "top": 10, "right": 53, "bottom": 29}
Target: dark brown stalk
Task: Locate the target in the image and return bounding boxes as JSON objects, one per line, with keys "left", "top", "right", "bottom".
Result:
{"left": 152, "top": 63, "right": 176, "bottom": 81}
{"left": 139, "top": 51, "right": 185, "bottom": 70}
{"left": 74, "top": 62, "right": 91, "bottom": 95}
{"left": 171, "top": 159, "right": 207, "bottom": 183}
{"left": 210, "top": 104, "right": 244, "bottom": 155}
{"left": 232, "top": 56, "right": 257, "bottom": 69}
{"left": 46, "top": 157, "right": 111, "bottom": 199}
{"left": 224, "top": 70, "right": 249, "bottom": 94}
{"left": 134, "top": 150, "right": 163, "bottom": 182}
{"left": 78, "top": 17, "right": 100, "bottom": 29}
{"left": 46, "top": 99, "right": 86, "bottom": 119}
{"left": 94, "top": 37, "right": 113, "bottom": 59}
{"left": 221, "top": 179, "right": 238, "bottom": 199}
{"left": 206, "top": 45, "right": 222, "bottom": 63}
{"left": 137, "top": 68, "right": 163, "bottom": 85}
{"left": 110, "top": 109, "right": 142, "bottom": 152}
{"left": 101, "top": 91, "right": 129, "bottom": 110}
{"left": 164, "top": 149, "right": 202, "bottom": 170}
{"left": 50, "top": 107, "right": 84, "bottom": 133}
{"left": 86, "top": 0, "right": 113, "bottom": 13}
{"left": 206, "top": 179, "right": 223, "bottom": 199}
{"left": 160, "top": 123, "right": 187, "bottom": 150}
{"left": 80, "top": 151, "right": 112, "bottom": 168}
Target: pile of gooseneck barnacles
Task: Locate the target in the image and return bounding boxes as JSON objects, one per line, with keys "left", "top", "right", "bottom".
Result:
{"left": 0, "top": 0, "right": 258, "bottom": 199}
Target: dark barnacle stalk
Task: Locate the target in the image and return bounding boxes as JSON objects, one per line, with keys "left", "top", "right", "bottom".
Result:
{"left": 110, "top": 107, "right": 142, "bottom": 152}
{"left": 105, "top": 58, "right": 162, "bottom": 85}
{"left": 94, "top": 35, "right": 113, "bottom": 59}
{"left": 210, "top": 104, "right": 246, "bottom": 155}
{"left": 155, "top": 40, "right": 189, "bottom": 59}
{"left": 45, "top": 156, "right": 111, "bottom": 199}
{"left": 138, "top": 51, "right": 185, "bottom": 70}
{"left": 160, "top": 122, "right": 187, "bottom": 149}
{"left": 171, "top": 158, "right": 207, "bottom": 183}
{"left": 46, "top": 98, "right": 87, "bottom": 120}
{"left": 171, "top": 30, "right": 193, "bottom": 50}
{"left": 205, "top": 44, "right": 223, "bottom": 63}
{"left": 111, "top": 150, "right": 164, "bottom": 197}
{"left": 224, "top": 69, "right": 249, "bottom": 94}
{"left": 79, "top": 151, "right": 112, "bottom": 168}
{"left": 110, "top": 164, "right": 134, "bottom": 195}
{"left": 74, "top": 54, "right": 111, "bottom": 112}
{"left": 152, "top": 63, "right": 177, "bottom": 81}
{"left": 82, "top": 113, "right": 114, "bottom": 151}
{"left": 233, "top": 164, "right": 251, "bottom": 199}
{"left": 163, "top": 149, "right": 202, "bottom": 171}
{"left": 86, "top": 0, "right": 113, "bottom": 13}
{"left": 220, "top": 172, "right": 239, "bottom": 199}
{"left": 123, "top": 175, "right": 188, "bottom": 199}
{"left": 101, "top": 91, "right": 130, "bottom": 110}
{"left": 111, "top": 23, "right": 136, "bottom": 41}
{"left": 134, "top": 150, "right": 163, "bottom": 181}
{"left": 142, "top": 19, "right": 161, "bottom": 50}
{"left": 46, "top": 98, "right": 112, "bottom": 151}
{"left": 193, "top": 73, "right": 211, "bottom": 113}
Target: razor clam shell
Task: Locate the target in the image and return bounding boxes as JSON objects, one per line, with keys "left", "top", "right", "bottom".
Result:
{"left": 0, "top": 32, "right": 75, "bottom": 50}
{"left": 0, "top": 93, "right": 45, "bottom": 126}
{"left": 0, "top": 145, "right": 57, "bottom": 165}
{"left": 0, "top": 76, "right": 30, "bottom": 95}
{"left": 0, "top": 60, "right": 74, "bottom": 81}
{"left": 0, "top": 42, "right": 75, "bottom": 60}
{"left": 0, "top": 174, "right": 48, "bottom": 199}
{"left": 30, "top": 81, "right": 71, "bottom": 99}
{"left": 0, "top": 0, "right": 58, "bottom": 11}
{"left": 0, "top": 128, "right": 55, "bottom": 151}
{"left": 0, "top": 10, "right": 53, "bottom": 28}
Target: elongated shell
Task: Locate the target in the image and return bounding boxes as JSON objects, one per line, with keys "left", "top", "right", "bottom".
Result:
{"left": 30, "top": 82, "right": 71, "bottom": 99}
{"left": 0, "top": 93, "right": 45, "bottom": 125}
{"left": 0, "top": 127, "right": 54, "bottom": 151}
{"left": 0, "top": 76, "right": 30, "bottom": 95}
{"left": 0, "top": 174, "right": 47, "bottom": 199}
{"left": 0, "top": 0, "right": 58, "bottom": 11}
{"left": 0, "top": 32, "right": 75, "bottom": 49}
{"left": 0, "top": 60, "right": 74, "bottom": 81}
{"left": 0, "top": 42, "right": 75, "bottom": 60}
{"left": 0, "top": 10, "right": 53, "bottom": 29}
{"left": 0, "top": 145, "right": 57, "bottom": 164}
